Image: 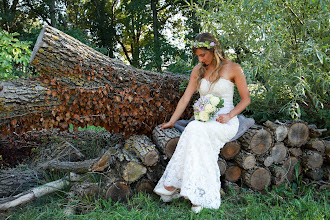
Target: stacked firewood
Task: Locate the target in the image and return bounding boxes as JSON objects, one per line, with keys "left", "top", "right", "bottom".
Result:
{"left": 0, "top": 120, "right": 328, "bottom": 212}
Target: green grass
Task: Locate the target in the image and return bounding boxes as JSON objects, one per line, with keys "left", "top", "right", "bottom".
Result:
{"left": 3, "top": 184, "right": 329, "bottom": 220}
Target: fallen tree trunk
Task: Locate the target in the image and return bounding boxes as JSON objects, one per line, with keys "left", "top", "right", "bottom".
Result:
{"left": 0, "top": 25, "right": 190, "bottom": 137}
{"left": 0, "top": 172, "right": 81, "bottom": 211}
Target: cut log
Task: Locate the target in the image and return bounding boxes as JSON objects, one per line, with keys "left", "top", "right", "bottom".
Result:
{"left": 0, "top": 168, "right": 44, "bottom": 198}
{"left": 124, "top": 135, "right": 159, "bottom": 166}
{"left": 286, "top": 121, "right": 309, "bottom": 147}
{"left": 302, "top": 150, "right": 323, "bottom": 169}
{"left": 152, "top": 125, "right": 181, "bottom": 159}
{"left": 264, "top": 120, "right": 288, "bottom": 142}
{"left": 269, "top": 166, "right": 287, "bottom": 186}
{"left": 221, "top": 141, "right": 241, "bottom": 160}
{"left": 238, "top": 125, "right": 273, "bottom": 155}
{"left": 135, "top": 179, "right": 155, "bottom": 194}
{"left": 105, "top": 181, "right": 131, "bottom": 203}
{"left": 242, "top": 168, "right": 271, "bottom": 191}
{"left": 288, "top": 147, "right": 303, "bottom": 157}
{"left": 70, "top": 181, "right": 102, "bottom": 200}
{"left": 40, "top": 158, "right": 97, "bottom": 173}
{"left": 224, "top": 164, "right": 242, "bottom": 182}
{"left": 270, "top": 142, "right": 288, "bottom": 164}
{"left": 282, "top": 157, "right": 301, "bottom": 182}
{"left": 302, "top": 139, "right": 326, "bottom": 155}
{"left": 146, "top": 163, "right": 166, "bottom": 182}
{"left": 304, "top": 168, "right": 324, "bottom": 181}
{"left": 1, "top": 25, "right": 190, "bottom": 137}
{"left": 234, "top": 150, "right": 256, "bottom": 170}
{"left": 308, "top": 124, "right": 327, "bottom": 138}
{"left": 257, "top": 155, "right": 274, "bottom": 167}
{"left": 217, "top": 158, "right": 227, "bottom": 175}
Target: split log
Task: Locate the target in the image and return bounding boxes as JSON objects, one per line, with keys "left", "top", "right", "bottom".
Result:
{"left": 302, "top": 139, "right": 326, "bottom": 155}
{"left": 1, "top": 25, "right": 190, "bottom": 137}
{"left": 282, "top": 157, "right": 301, "bottom": 182}
{"left": 91, "top": 148, "right": 117, "bottom": 172}
{"left": 152, "top": 125, "right": 181, "bottom": 159}
{"left": 238, "top": 125, "right": 273, "bottom": 155}
{"left": 304, "top": 168, "right": 324, "bottom": 181}
{"left": 286, "top": 121, "right": 309, "bottom": 147}
{"left": 105, "top": 181, "right": 131, "bottom": 203}
{"left": 234, "top": 150, "right": 256, "bottom": 170}
{"left": 224, "top": 163, "right": 242, "bottom": 182}
{"left": 124, "top": 135, "right": 159, "bottom": 166}
{"left": 120, "top": 161, "right": 147, "bottom": 183}
{"left": 0, "top": 168, "right": 44, "bottom": 198}
{"left": 218, "top": 158, "right": 227, "bottom": 175}
{"left": 221, "top": 141, "right": 241, "bottom": 160}
{"left": 242, "top": 168, "right": 271, "bottom": 191}
{"left": 302, "top": 150, "right": 323, "bottom": 169}
{"left": 264, "top": 120, "right": 288, "bottom": 142}
{"left": 0, "top": 172, "right": 81, "bottom": 211}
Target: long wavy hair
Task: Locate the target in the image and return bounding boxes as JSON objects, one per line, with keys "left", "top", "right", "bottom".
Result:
{"left": 192, "top": 33, "right": 227, "bottom": 91}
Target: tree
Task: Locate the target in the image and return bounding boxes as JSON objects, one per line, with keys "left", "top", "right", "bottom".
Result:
{"left": 193, "top": 0, "right": 329, "bottom": 128}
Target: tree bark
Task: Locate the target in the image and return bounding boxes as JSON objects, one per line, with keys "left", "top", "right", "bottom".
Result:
{"left": 124, "top": 135, "right": 159, "bottom": 166}
{"left": 264, "top": 120, "right": 288, "bottom": 142}
{"left": 234, "top": 150, "right": 256, "bottom": 170}
{"left": 0, "top": 25, "right": 190, "bottom": 137}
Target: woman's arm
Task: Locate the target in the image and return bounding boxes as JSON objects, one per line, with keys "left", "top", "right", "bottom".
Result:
{"left": 217, "top": 64, "right": 250, "bottom": 124}
{"left": 161, "top": 66, "right": 199, "bottom": 129}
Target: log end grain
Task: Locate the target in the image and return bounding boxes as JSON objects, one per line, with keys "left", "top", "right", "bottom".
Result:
{"left": 250, "top": 129, "right": 273, "bottom": 155}
{"left": 247, "top": 168, "right": 271, "bottom": 191}
{"left": 221, "top": 142, "right": 241, "bottom": 159}
{"left": 144, "top": 151, "right": 159, "bottom": 166}
{"left": 271, "top": 143, "right": 287, "bottom": 163}
{"left": 302, "top": 151, "right": 323, "bottom": 169}
{"left": 287, "top": 122, "right": 309, "bottom": 147}
{"left": 165, "top": 137, "right": 179, "bottom": 159}
{"left": 105, "top": 182, "right": 131, "bottom": 203}
{"left": 225, "top": 166, "right": 241, "bottom": 182}
{"left": 135, "top": 179, "right": 155, "bottom": 194}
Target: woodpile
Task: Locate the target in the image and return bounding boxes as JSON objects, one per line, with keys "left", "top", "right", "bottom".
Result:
{"left": 0, "top": 119, "right": 328, "bottom": 213}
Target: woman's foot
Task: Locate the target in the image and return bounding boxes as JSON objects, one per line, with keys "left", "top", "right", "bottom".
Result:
{"left": 191, "top": 205, "right": 203, "bottom": 213}
{"left": 155, "top": 185, "right": 177, "bottom": 196}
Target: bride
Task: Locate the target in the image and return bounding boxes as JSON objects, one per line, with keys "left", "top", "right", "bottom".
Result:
{"left": 153, "top": 33, "right": 251, "bottom": 213}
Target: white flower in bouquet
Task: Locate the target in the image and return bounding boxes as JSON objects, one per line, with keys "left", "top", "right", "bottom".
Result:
{"left": 193, "top": 94, "right": 224, "bottom": 122}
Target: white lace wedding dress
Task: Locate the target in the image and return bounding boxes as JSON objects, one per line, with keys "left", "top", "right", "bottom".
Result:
{"left": 154, "top": 78, "right": 239, "bottom": 209}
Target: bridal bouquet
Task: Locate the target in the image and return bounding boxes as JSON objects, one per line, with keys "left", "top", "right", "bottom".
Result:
{"left": 193, "top": 94, "right": 224, "bottom": 122}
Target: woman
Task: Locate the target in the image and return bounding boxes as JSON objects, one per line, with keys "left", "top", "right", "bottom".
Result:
{"left": 153, "top": 33, "right": 251, "bottom": 213}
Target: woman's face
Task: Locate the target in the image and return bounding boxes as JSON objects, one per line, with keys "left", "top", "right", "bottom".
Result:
{"left": 195, "top": 49, "right": 214, "bottom": 66}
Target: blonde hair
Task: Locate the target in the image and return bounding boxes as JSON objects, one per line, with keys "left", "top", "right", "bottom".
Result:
{"left": 192, "top": 33, "right": 227, "bottom": 91}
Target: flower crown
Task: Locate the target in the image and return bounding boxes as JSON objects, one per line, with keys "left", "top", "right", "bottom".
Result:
{"left": 191, "top": 40, "right": 216, "bottom": 49}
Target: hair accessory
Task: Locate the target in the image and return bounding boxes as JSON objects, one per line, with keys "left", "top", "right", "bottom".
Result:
{"left": 192, "top": 41, "right": 216, "bottom": 49}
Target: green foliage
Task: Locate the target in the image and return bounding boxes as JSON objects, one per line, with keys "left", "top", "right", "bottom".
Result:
{"left": 0, "top": 30, "right": 32, "bottom": 80}
{"left": 193, "top": 0, "right": 329, "bottom": 129}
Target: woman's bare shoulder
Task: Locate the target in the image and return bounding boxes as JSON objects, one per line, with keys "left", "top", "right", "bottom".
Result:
{"left": 226, "top": 61, "right": 243, "bottom": 74}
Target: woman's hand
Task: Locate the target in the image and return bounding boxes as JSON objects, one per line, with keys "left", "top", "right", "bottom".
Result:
{"left": 216, "top": 114, "right": 231, "bottom": 124}
{"left": 161, "top": 121, "right": 175, "bottom": 129}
